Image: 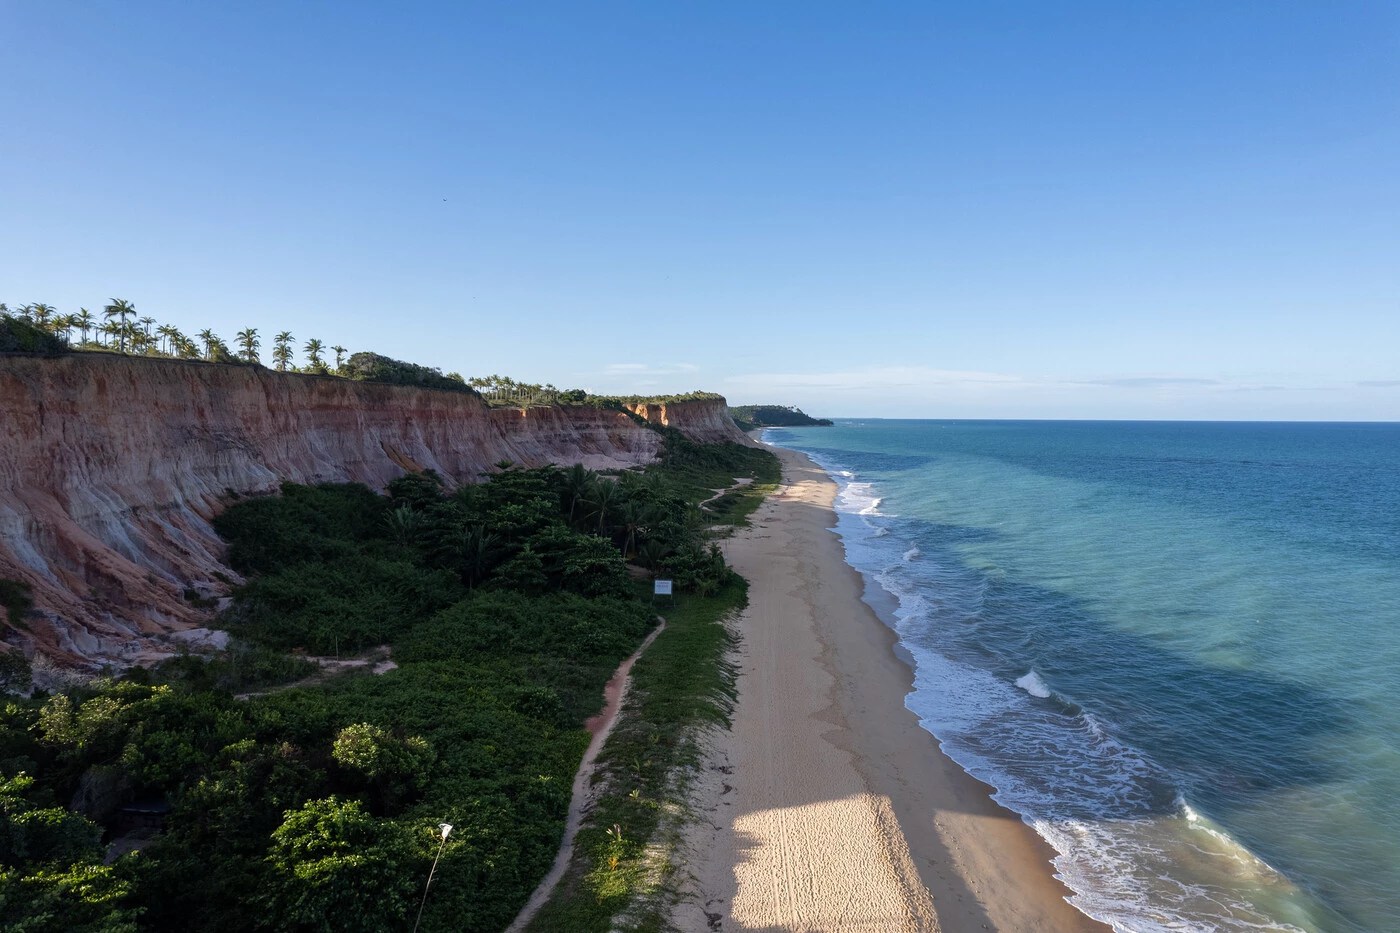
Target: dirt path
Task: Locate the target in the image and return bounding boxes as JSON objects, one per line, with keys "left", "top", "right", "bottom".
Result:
{"left": 505, "top": 618, "right": 668, "bottom": 933}
{"left": 699, "top": 476, "right": 754, "bottom": 509}
{"left": 233, "top": 646, "right": 396, "bottom": 700}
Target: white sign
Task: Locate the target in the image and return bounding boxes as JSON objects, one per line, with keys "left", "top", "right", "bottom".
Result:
{"left": 653, "top": 579, "right": 673, "bottom": 596}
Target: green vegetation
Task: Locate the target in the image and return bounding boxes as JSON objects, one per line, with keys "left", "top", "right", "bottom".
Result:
{"left": 466, "top": 375, "right": 725, "bottom": 412}
{"left": 0, "top": 437, "right": 777, "bottom": 931}
{"left": 340, "top": 353, "right": 476, "bottom": 395}
{"left": 2, "top": 304, "right": 739, "bottom": 426}
{"left": 525, "top": 587, "right": 744, "bottom": 932}
{"left": 0, "top": 315, "right": 68, "bottom": 354}
{"left": 729, "top": 403, "right": 834, "bottom": 429}
{"left": 0, "top": 579, "right": 33, "bottom": 632}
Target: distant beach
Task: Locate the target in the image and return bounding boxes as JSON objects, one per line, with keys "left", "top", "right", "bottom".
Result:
{"left": 673, "top": 444, "right": 1100, "bottom": 932}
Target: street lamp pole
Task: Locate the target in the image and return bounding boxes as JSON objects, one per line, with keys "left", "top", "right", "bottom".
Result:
{"left": 413, "top": 822, "right": 453, "bottom": 933}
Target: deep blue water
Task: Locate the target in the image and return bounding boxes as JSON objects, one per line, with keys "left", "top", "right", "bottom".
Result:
{"left": 765, "top": 420, "right": 1400, "bottom": 933}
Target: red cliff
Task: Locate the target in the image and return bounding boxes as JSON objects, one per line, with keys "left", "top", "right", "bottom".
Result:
{"left": 0, "top": 354, "right": 751, "bottom": 669}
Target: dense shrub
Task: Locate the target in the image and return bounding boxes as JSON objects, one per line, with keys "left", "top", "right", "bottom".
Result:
{"left": 0, "top": 439, "right": 778, "bottom": 931}
{"left": 342, "top": 352, "right": 477, "bottom": 395}
{"left": 213, "top": 483, "right": 389, "bottom": 575}
{"left": 229, "top": 555, "right": 462, "bottom": 653}
{"left": 0, "top": 316, "right": 69, "bottom": 354}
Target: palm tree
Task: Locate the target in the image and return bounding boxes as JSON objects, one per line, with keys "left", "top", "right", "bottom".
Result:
{"left": 584, "top": 479, "right": 621, "bottom": 536}
{"left": 332, "top": 345, "right": 347, "bottom": 370}
{"left": 616, "top": 499, "right": 646, "bottom": 559}
{"left": 304, "top": 338, "right": 326, "bottom": 372}
{"left": 50, "top": 314, "right": 75, "bottom": 342}
{"left": 138, "top": 316, "right": 156, "bottom": 342}
{"left": 638, "top": 539, "right": 670, "bottom": 572}
{"left": 563, "top": 464, "right": 596, "bottom": 526}
{"left": 273, "top": 331, "right": 294, "bottom": 371}
{"left": 156, "top": 324, "right": 179, "bottom": 355}
{"left": 99, "top": 320, "right": 121, "bottom": 348}
{"left": 30, "top": 304, "right": 56, "bottom": 332}
{"left": 175, "top": 334, "right": 200, "bottom": 359}
{"left": 438, "top": 524, "right": 498, "bottom": 589}
{"left": 196, "top": 329, "right": 217, "bottom": 361}
{"left": 103, "top": 299, "right": 136, "bottom": 352}
{"left": 383, "top": 506, "right": 422, "bottom": 547}
{"left": 235, "top": 328, "right": 261, "bottom": 364}
{"left": 125, "top": 321, "right": 146, "bottom": 353}
{"left": 74, "top": 308, "right": 95, "bottom": 344}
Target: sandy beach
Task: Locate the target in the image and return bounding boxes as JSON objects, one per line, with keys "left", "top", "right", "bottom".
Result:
{"left": 673, "top": 445, "right": 1106, "bottom": 933}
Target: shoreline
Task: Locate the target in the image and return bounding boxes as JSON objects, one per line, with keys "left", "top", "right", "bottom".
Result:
{"left": 673, "top": 444, "right": 1105, "bottom": 932}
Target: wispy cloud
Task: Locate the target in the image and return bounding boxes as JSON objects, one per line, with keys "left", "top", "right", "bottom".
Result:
{"left": 1076, "top": 376, "right": 1221, "bottom": 388}
{"left": 1358, "top": 379, "right": 1400, "bottom": 388}
{"left": 602, "top": 362, "right": 699, "bottom": 376}
{"left": 725, "top": 366, "right": 1030, "bottom": 392}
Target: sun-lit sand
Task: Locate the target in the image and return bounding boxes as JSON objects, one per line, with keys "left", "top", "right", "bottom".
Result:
{"left": 672, "top": 446, "right": 1105, "bottom": 932}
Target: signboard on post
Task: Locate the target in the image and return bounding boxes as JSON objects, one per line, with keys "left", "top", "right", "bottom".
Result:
{"left": 653, "top": 579, "right": 673, "bottom": 597}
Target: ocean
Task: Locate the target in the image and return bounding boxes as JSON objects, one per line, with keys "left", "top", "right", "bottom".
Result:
{"left": 763, "top": 420, "right": 1400, "bottom": 933}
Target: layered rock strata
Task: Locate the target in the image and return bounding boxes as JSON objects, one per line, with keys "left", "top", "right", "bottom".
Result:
{"left": 0, "top": 354, "right": 749, "bottom": 668}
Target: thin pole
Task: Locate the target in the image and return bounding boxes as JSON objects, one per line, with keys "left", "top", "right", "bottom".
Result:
{"left": 413, "top": 825, "right": 452, "bottom": 933}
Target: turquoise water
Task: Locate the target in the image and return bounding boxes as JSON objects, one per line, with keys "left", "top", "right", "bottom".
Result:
{"left": 765, "top": 421, "right": 1400, "bottom": 933}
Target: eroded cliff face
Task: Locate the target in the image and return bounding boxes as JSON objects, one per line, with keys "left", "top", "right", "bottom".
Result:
{"left": 0, "top": 355, "right": 751, "bottom": 668}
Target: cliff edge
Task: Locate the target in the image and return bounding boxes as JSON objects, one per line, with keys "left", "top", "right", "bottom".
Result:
{"left": 0, "top": 354, "right": 751, "bottom": 668}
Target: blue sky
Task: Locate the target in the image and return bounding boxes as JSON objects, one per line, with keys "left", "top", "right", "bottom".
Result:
{"left": 3, "top": 1, "right": 1397, "bottom": 419}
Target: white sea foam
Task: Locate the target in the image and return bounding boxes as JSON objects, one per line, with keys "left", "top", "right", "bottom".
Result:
{"left": 801, "top": 447, "right": 1310, "bottom": 933}
{"left": 1015, "top": 670, "right": 1053, "bottom": 698}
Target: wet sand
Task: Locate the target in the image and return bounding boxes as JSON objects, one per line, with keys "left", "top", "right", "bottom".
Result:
{"left": 672, "top": 446, "right": 1105, "bottom": 933}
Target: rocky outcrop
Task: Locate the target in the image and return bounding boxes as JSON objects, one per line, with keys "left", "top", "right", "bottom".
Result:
{"left": 0, "top": 354, "right": 751, "bottom": 669}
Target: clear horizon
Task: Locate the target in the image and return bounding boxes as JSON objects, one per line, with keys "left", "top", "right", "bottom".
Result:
{"left": 3, "top": 2, "right": 1397, "bottom": 420}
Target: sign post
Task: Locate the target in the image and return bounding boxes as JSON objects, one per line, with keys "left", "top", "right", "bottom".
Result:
{"left": 653, "top": 579, "right": 674, "bottom": 607}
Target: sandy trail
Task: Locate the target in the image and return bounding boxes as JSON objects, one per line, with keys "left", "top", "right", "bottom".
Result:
{"left": 673, "top": 447, "right": 1104, "bottom": 933}
{"left": 506, "top": 619, "right": 666, "bottom": 933}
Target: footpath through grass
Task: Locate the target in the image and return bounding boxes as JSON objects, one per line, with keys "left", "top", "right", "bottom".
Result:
{"left": 526, "top": 438, "right": 777, "bottom": 931}
{"left": 525, "top": 584, "right": 745, "bottom": 933}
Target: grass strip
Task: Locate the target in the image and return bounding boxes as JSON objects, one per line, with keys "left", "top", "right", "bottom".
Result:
{"left": 525, "top": 581, "right": 746, "bottom": 933}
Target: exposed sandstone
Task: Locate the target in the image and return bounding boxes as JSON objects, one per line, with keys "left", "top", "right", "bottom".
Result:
{"left": 0, "top": 354, "right": 750, "bottom": 669}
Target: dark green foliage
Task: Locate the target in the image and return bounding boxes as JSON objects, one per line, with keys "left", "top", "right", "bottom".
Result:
{"left": 228, "top": 554, "right": 462, "bottom": 653}
{"left": 0, "top": 315, "right": 69, "bottom": 354}
{"left": 341, "top": 352, "right": 477, "bottom": 395}
{"left": 728, "top": 403, "right": 833, "bottom": 427}
{"left": 0, "top": 578, "right": 33, "bottom": 632}
{"left": 398, "top": 593, "right": 651, "bottom": 669}
{"left": 146, "top": 643, "right": 318, "bottom": 694}
{"left": 261, "top": 796, "right": 424, "bottom": 932}
{"left": 0, "top": 862, "right": 141, "bottom": 932}
{"left": 0, "top": 652, "right": 30, "bottom": 694}
{"left": 385, "top": 470, "right": 445, "bottom": 510}
{"left": 0, "top": 438, "right": 776, "bottom": 931}
{"left": 331, "top": 723, "right": 435, "bottom": 813}
{"left": 212, "top": 483, "right": 389, "bottom": 575}
{"left": 1, "top": 774, "right": 103, "bottom": 868}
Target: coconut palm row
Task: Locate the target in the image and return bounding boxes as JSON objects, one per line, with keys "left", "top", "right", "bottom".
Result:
{"left": 1, "top": 299, "right": 349, "bottom": 373}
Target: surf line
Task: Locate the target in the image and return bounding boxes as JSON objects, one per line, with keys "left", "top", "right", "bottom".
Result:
{"left": 505, "top": 617, "right": 668, "bottom": 932}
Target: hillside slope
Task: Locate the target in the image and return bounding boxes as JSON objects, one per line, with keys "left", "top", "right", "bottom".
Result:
{"left": 0, "top": 354, "right": 750, "bottom": 668}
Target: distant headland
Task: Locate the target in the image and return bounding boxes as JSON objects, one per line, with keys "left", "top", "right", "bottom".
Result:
{"left": 729, "top": 404, "right": 834, "bottom": 429}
